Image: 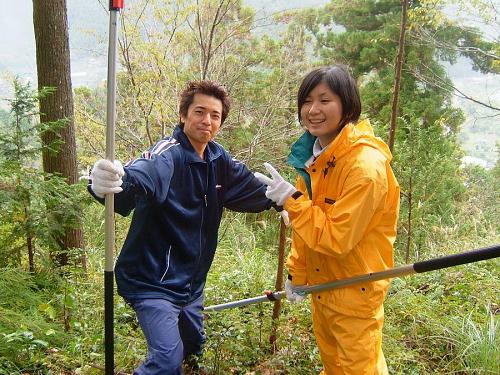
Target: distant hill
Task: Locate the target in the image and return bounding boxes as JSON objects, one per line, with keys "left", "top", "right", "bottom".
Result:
{"left": 0, "top": 0, "right": 497, "bottom": 166}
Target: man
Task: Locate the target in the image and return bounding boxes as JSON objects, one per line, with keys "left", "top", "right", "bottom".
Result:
{"left": 89, "top": 80, "right": 282, "bottom": 374}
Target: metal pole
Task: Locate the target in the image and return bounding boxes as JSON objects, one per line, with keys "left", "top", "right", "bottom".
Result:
{"left": 204, "top": 244, "right": 499, "bottom": 313}
{"left": 105, "top": 1, "right": 123, "bottom": 374}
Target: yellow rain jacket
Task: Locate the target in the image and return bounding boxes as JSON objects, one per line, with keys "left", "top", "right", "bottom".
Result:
{"left": 284, "top": 119, "right": 399, "bottom": 374}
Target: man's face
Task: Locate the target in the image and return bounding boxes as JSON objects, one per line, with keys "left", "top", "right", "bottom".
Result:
{"left": 181, "top": 93, "right": 223, "bottom": 149}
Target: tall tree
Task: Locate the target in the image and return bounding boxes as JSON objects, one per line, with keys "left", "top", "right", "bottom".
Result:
{"left": 32, "top": 0, "right": 84, "bottom": 268}
{"left": 388, "top": 0, "right": 409, "bottom": 153}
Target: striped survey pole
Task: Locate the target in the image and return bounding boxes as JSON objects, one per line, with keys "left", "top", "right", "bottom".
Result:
{"left": 105, "top": 1, "right": 123, "bottom": 374}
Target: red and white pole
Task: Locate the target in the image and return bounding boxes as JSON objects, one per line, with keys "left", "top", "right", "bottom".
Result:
{"left": 105, "top": 1, "right": 123, "bottom": 374}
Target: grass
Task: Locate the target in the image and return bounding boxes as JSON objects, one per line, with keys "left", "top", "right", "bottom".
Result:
{"left": 0, "top": 205, "right": 498, "bottom": 374}
{"left": 444, "top": 305, "right": 499, "bottom": 374}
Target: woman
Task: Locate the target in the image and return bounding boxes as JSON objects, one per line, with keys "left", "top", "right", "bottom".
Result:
{"left": 255, "top": 65, "right": 400, "bottom": 374}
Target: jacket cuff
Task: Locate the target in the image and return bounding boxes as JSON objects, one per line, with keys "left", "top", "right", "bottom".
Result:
{"left": 271, "top": 202, "right": 284, "bottom": 212}
{"left": 87, "top": 184, "right": 105, "bottom": 204}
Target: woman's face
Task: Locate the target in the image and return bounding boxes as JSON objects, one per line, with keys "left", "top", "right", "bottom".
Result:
{"left": 300, "top": 81, "right": 343, "bottom": 147}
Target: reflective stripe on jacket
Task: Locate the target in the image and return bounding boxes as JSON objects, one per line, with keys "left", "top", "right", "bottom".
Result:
{"left": 285, "top": 119, "right": 400, "bottom": 317}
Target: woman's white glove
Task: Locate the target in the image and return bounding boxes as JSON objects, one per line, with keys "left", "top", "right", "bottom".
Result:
{"left": 285, "top": 279, "right": 306, "bottom": 302}
{"left": 254, "top": 162, "right": 296, "bottom": 206}
{"left": 90, "top": 159, "right": 125, "bottom": 198}
{"left": 279, "top": 210, "right": 290, "bottom": 227}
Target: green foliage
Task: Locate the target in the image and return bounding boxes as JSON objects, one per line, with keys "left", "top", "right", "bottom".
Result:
{"left": 391, "top": 114, "right": 467, "bottom": 260}
{"left": 204, "top": 211, "right": 323, "bottom": 374}
{"left": 0, "top": 268, "right": 68, "bottom": 373}
{"left": 413, "top": 0, "right": 500, "bottom": 74}
{"left": 2, "top": 206, "right": 497, "bottom": 373}
{"left": 73, "top": 86, "right": 107, "bottom": 168}
{"left": 75, "top": 0, "right": 310, "bottom": 172}
{"left": 384, "top": 258, "right": 499, "bottom": 374}
{"left": 0, "top": 79, "right": 89, "bottom": 270}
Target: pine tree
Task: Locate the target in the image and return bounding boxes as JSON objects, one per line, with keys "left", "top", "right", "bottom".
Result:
{"left": 0, "top": 80, "right": 85, "bottom": 272}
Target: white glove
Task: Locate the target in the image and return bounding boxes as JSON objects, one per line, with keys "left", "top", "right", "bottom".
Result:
{"left": 279, "top": 210, "right": 290, "bottom": 227}
{"left": 254, "top": 162, "right": 296, "bottom": 206}
{"left": 285, "top": 279, "right": 306, "bottom": 302}
{"left": 90, "top": 159, "right": 125, "bottom": 198}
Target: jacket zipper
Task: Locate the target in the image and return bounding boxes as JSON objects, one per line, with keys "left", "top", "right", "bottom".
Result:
{"left": 190, "top": 162, "right": 208, "bottom": 298}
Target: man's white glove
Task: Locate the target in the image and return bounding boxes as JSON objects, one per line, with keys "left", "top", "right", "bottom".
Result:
{"left": 254, "top": 162, "right": 296, "bottom": 206}
{"left": 90, "top": 159, "right": 125, "bottom": 198}
{"left": 285, "top": 279, "right": 306, "bottom": 302}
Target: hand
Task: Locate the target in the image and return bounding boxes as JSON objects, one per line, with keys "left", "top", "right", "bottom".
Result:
{"left": 90, "top": 159, "right": 125, "bottom": 198}
{"left": 254, "top": 162, "right": 296, "bottom": 206}
{"left": 285, "top": 279, "right": 306, "bottom": 302}
{"left": 279, "top": 210, "right": 290, "bottom": 227}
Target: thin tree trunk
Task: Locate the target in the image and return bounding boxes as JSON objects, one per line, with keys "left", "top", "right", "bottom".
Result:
{"left": 33, "top": 0, "right": 85, "bottom": 268}
{"left": 269, "top": 218, "right": 287, "bottom": 353}
{"left": 405, "top": 123, "right": 415, "bottom": 263}
{"left": 25, "top": 203, "right": 35, "bottom": 274}
{"left": 388, "top": 0, "right": 409, "bottom": 153}
{"left": 405, "top": 174, "right": 413, "bottom": 263}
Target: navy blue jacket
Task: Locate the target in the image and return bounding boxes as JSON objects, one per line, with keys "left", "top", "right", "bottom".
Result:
{"left": 92, "top": 126, "right": 273, "bottom": 304}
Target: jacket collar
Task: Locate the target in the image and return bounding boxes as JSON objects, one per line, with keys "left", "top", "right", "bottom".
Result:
{"left": 287, "top": 130, "right": 315, "bottom": 198}
{"left": 288, "top": 119, "right": 382, "bottom": 170}
{"left": 288, "top": 130, "right": 316, "bottom": 171}
{"left": 173, "top": 125, "right": 223, "bottom": 163}
{"left": 287, "top": 123, "right": 356, "bottom": 198}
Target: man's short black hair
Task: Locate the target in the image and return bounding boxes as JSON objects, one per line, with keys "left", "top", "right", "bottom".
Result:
{"left": 179, "top": 80, "right": 231, "bottom": 128}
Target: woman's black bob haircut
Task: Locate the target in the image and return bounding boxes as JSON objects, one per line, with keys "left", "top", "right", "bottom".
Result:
{"left": 297, "top": 64, "right": 361, "bottom": 130}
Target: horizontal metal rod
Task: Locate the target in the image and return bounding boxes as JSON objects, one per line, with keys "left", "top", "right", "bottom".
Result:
{"left": 205, "top": 292, "right": 286, "bottom": 312}
{"left": 204, "top": 244, "right": 499, "bottom": 313}
{"left": 294, "top": 265, "right": 415, "bottom": 295}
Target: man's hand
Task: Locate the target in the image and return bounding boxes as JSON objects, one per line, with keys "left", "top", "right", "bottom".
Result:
{"left": 90, "top": 159, "right": 125, "bottom": 198}
{"left": 254, "top": 162, "right": 296, "bottom": 206}
{"left": 285, "top": 279, "right": 306, "bottom": 302}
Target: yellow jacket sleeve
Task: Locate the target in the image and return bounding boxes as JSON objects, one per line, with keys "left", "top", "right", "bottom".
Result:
{"left": 285, "top": 178, "right": 308, "bottom": 285}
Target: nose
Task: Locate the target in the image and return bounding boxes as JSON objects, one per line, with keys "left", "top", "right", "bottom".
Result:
{"left": 201, "top": 113, "right": 211, "bottom": 124}
{"left": 307, "top": 101, "right": 320, "bottom": 114}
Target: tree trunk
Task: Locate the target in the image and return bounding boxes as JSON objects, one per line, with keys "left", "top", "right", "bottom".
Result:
{"left": 405, "top": 174, "right": 413, "bottom": 264}
{"left": 269, "top": 218, "right": 287, "bottom": 353}
{"left": 388, "top": 0, "right": 409, "bottom": 153}
{"left": 32, "top": 0, "right": 85, "bottom": 268}
{"left": 25, "top": 202, "right": 35, "bottom": 274}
